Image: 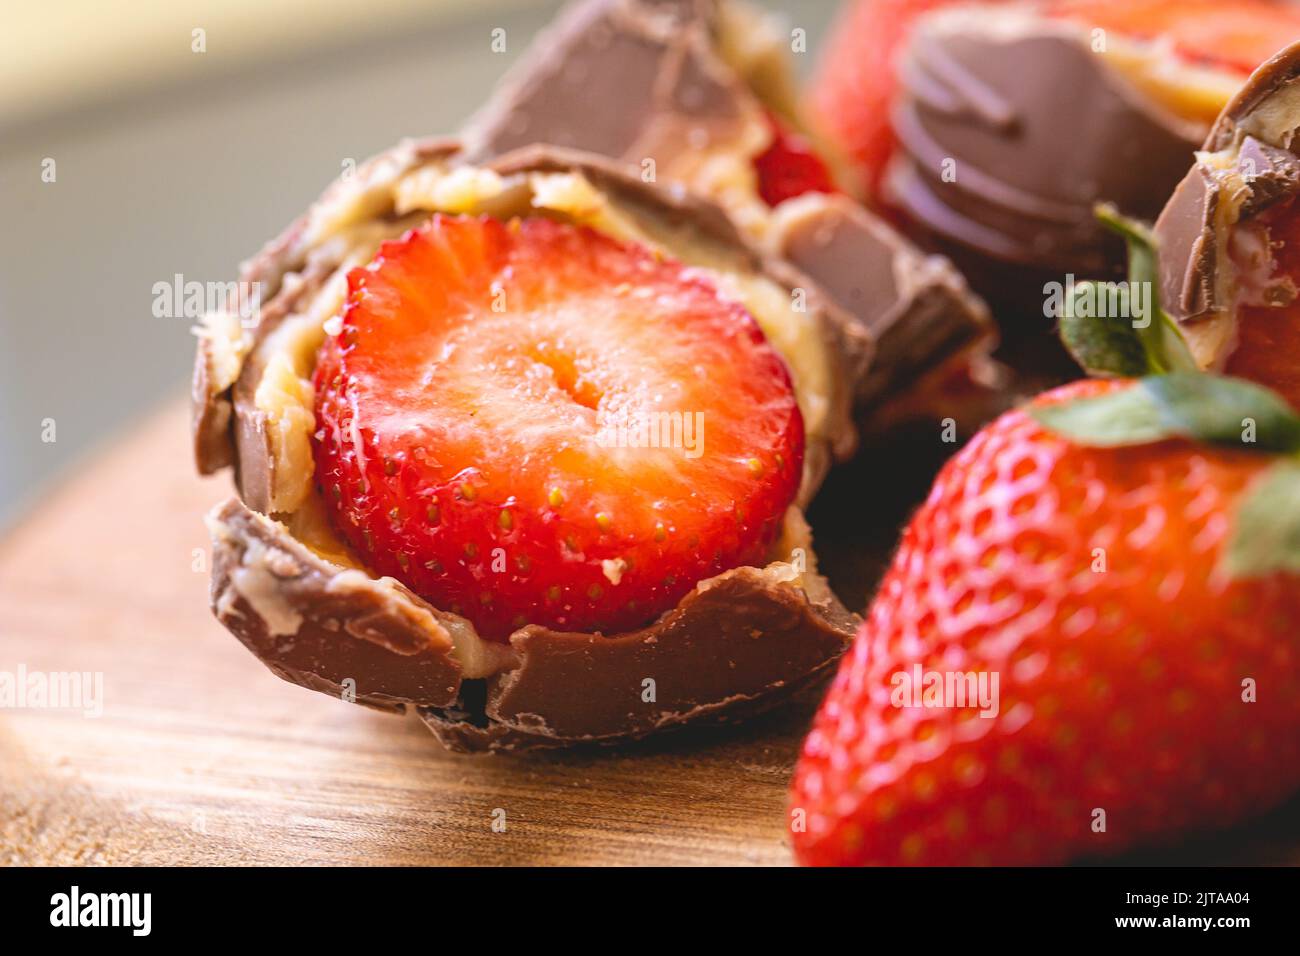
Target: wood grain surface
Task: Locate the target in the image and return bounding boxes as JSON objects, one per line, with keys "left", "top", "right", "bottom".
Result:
{"left": 0, "top": 399, "right": 819, "bottom": 865}
{"left": 3, "top": 398, "right": 1299, "bottom": 866}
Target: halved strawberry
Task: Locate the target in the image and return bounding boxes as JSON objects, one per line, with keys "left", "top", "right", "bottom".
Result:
{"left": 753, "top": 113, "right": 838, "bottom": 207}
{"left": 312, "top": 215, "right": 805, "bottom": 640}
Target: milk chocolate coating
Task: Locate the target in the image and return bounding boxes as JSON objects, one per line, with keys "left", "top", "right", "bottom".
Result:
{"left": 208, "top": 498, "right": 464, "bottom": 713}
{"left": 465, "top": 0, "right": 747, "bottom": 167}
{"left": 1154, "top": 165, "right": 1220, "bottom": 324}
{"left": 1155, "top": 42, "right": 1300, "bottom": 329}
{"left": 769, "top": 194, "right": 992, "bottom": 403}
{"left": 193, "top": 141, "right": 862, "bottom": 752}
{"left": 888, "top": 8, "right": 1202, "bottom": 285}
{"left": 210, "top": 496, "right": 855, "bottom": 753}
{"left": 420, "top": 564, "right": 856, "bottom": 752}
{"left": 465, "top": 0, "right": 993, "bottom": 405}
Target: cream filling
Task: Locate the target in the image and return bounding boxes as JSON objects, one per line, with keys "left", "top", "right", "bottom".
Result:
{"left": 1235, "top": 79, "right": 1300, "bottom": 152}
{"left": 194, "top": 309, "right": 250, "bottom": 393}
{"left": 1175, "top": 138, "right": 1294, "bottom": 369}
{"left": 1181, "top": 81, "right": 1300, "bottom": 372}
{"left": 235, "top": 161, "right": 839, "bottom": 676}
{"left": 1200, "top": 149, "right": 1250, "bottom": 371}
{"left": 252, "top": 218, "right": 431, "bottom": 512}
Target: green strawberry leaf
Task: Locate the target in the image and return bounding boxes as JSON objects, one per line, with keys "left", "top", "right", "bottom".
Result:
{"left": 1031, "top": 372, "right": 1300, "bottom": 452}
{"left": 1223, "top": 460, "right": 1300, "bottom": 578}
{"left": 1058, "top": 288, "right": 1150, "bottom": 377}
{"left": 1055, "top": 205, "right": 1198, "bottom": 377}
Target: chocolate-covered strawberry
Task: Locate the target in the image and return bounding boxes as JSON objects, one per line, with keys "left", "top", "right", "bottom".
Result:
{"left": 791, "top": 373, "right": 1300, "bottom": 866}
{"left": 195, "top": 143, "right": 864, "bottom": 750}
{"left": 1152, "top": 39, "right": 1300, "bottom": 410}
{"left": 821, "top": 0, "right": 1300, "bottom": 302}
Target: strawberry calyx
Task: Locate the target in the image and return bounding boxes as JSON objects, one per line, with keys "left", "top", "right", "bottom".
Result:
{"left": 1051, "top": 203, "right": 1300, "bottom": 578}
{"left": 1030, "top": 372, "right": 1300, "bottom": 451}
{"left": 1031, "top": 372, "right": 1300, "bottom": 579}
{"left": 1055, "top": 204, "right": 1198, "bottom": 378}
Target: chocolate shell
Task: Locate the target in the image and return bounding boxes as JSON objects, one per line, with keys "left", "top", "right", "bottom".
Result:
{"left": 464, "top": 0, "right": 993, "bottom": 405}
{"left": 769, "top": 193, "right": 992, "bottom": 404}
{"left": 193, "top": 141, "right": 863, "bottom": 751}
{"left": 1153, "top": 41, "right": 1300, "bottom": 369}
{"left": 886, "top": 5, "right": 1206, "bottom": 294}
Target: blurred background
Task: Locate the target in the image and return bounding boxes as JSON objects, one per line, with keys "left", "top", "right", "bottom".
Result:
{"left": 0, "top": 0, "right": 839, "bottom": 531}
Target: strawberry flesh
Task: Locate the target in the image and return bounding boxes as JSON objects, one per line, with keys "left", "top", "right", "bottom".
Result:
{"left": 1228, "top": 200, "right": 1300, "bottom": 410}
{"left": 312, "top": 214, "right": 804, "bottom": 640}
{"left": 753, "top": 113, "right": 838, "bottom": 206}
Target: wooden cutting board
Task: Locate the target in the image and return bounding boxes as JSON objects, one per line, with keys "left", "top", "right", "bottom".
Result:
{"left": 3, "top": 397, "right": 1299, "bottom": 866}
{"left": 0, "top": 398, "right": 820, "bottom": 865}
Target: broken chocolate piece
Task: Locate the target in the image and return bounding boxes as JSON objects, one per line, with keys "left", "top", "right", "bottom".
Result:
{"left": 768, "top": 193, "right": 992, "bottom": 404}
{"left": 465, "top": 0, "right": 994, "bottom": 407}
{"left": 887, "top": 6, "right": 1206, "bottom": 290}
{"left": 1236, "top": 138, "right": 1300, "bottom": 218}
{"left": 1153, "top": 41, "right": 1300, "bottom": 367}
{"left": 464, "top": 0, "right": 759, "bottom": 182}
{"left": 421, "top": 563, "right": 855, "bottom": 752}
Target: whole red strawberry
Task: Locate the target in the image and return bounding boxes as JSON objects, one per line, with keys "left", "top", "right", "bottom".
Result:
{"left": 790, "top": 375, "right": 1300, "bottom": 865}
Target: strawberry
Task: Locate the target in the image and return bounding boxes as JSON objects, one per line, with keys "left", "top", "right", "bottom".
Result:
{"left": 809, "top": 0, "right": 982, "bottom": 198}
{"left": 312, "top": 214, "right": 804, "bottom": 640}
{"left": 812, "top": 0, "right": 1300, "bottom": 199}
{"left": 1046, "top": 0, "right": 1300, "bottom": 76}
{"left": 753, "top": 113, "right": 838, "bottom": 207}
{"left": 791, "top": 373, "right": 1300, "bottom": 866}
{"left": 1226, "top": 200, "right": 1300, "bottom": 411}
